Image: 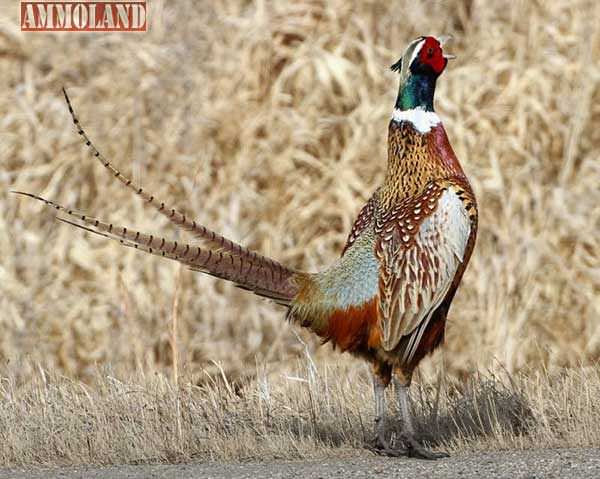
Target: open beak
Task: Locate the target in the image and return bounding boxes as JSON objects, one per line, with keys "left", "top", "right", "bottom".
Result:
{"left": 437, "top": 35, "right": 456, "bottom": 60}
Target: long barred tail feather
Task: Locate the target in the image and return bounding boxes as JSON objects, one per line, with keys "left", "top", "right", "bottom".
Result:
{"left": 61, "top": 88, "right": 281, "bottom": 274}
{"left": 12, "top": 191, "right": 300, "bottom": 305}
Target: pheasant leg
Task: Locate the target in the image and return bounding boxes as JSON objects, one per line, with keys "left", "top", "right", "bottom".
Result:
{"left": 369, "top": 374, "right": 407, "bottom": 457}
{"left": 395, "top": 380, "right": 449, "bottom": 460}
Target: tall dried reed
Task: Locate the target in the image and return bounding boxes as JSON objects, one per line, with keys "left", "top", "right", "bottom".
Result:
{"left": 1, "top": 0, "right": 599, "bottom": 384}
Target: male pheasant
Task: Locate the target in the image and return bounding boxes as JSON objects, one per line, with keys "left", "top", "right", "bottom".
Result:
{"left": 15, "top": 35, "right": 477, "bottom": 459}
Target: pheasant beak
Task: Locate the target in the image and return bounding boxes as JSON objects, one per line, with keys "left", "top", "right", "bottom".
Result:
{"left": 437, "top": 35, "right": 456, "bottom": 60}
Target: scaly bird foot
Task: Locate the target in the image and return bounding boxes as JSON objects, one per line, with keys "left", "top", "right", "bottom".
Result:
{"left": 367, "top": 436, "right": 408, "bottom": 458}
{"left": 400, "top": 432, "right": 449, "bottom": 460}
{"left": 367, "top": 434, "right": 449, "bottom": 460}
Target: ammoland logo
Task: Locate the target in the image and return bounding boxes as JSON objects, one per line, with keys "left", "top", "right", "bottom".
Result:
{"left": 21, "top": 1, "right": 147, "bottom": 31}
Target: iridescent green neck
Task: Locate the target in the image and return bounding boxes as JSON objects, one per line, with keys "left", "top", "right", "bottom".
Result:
{"left": 395, "top": 73, "right": 437, "bottom": 112}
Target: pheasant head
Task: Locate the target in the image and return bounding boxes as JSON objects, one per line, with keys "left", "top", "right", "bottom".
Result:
{"left": 390, "top": 36, "right": 454, "bottom": 112}
{"left": 382, "top": 35, "right": 464, "bottom": 203}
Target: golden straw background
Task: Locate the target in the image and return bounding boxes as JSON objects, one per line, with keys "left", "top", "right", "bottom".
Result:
{"left": 1, "top": 0, "right": 599, "bottom": 385}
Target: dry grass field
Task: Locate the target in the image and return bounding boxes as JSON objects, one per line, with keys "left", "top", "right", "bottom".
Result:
{"left": 1, "top": 0, "right": 600, "bottom": 466}
{"left": 0, "top": 363, "right": 599, "bottom": 466}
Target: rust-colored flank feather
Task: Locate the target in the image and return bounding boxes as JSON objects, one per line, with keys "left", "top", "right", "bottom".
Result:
{"left": 15, "top": 35, "right": 478, "bottom": 458}
{"left": 322, "top": 298, "right": 381, "bottom": 352}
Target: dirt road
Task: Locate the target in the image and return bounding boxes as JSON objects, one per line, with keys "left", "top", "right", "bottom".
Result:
{"left": 3, "top": 448, "right": 598, "bottom": 479}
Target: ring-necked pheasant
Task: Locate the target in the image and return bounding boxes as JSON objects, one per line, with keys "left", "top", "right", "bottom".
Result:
{"left": 14, "top": 35, "right": 477, "bottom": 459}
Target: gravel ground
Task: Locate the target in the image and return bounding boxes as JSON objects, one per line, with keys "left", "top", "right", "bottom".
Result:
{"left": 2, "top": 449, "right": 599, "bottom": 479}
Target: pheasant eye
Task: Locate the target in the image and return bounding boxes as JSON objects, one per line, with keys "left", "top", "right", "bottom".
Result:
{"left": 427, "top": 47, "right": 435, "bottom": 58}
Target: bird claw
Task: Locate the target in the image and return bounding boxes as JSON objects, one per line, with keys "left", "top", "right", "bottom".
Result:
{"left": 401, "top": 433, "right": 450, "bottom": 460}
{"left": 371, "top": 445, "right": 409, "bottom": 457}
{"left": 406, "top": 444, "right": 449, "bottom": 460}
{"left": 367, "top": 437, "right": 408, "bottom": 457}
{"left": 367, "top": 434, "right": 449, "bottom": 460}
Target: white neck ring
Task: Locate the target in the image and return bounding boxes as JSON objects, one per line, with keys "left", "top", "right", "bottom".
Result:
{"left": 392, "top": 108, "right": 440, "bottom": 134}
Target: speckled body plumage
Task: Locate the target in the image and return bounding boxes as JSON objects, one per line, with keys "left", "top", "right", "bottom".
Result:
{"left": 17, "top": 35, "right": 477, "bottom": 458}
{"left": 289, "top": 119, "right": 478, "bottom": 384}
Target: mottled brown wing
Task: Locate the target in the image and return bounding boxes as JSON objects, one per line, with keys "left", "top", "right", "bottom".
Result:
{"left": 375, "top": 182, "right": 472, "bottom": 358}
{"left": 342, "top": 192, "right": 379, "bottom": 256}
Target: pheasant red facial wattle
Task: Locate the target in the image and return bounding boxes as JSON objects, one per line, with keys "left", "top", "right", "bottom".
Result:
{"left": 418, "top": 36, "right": 447, "bottom": 74}
{"left": 15, "top": 35, "right": 477, "bottom": 460}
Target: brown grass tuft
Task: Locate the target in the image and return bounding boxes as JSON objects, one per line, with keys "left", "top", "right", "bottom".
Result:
{"left": 0, "top": 362, "right": 599, "bottom": 466}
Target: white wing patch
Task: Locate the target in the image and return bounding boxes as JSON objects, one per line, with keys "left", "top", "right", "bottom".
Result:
{"left": 379, "top": 188, "right": 471, "bottom": 358}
